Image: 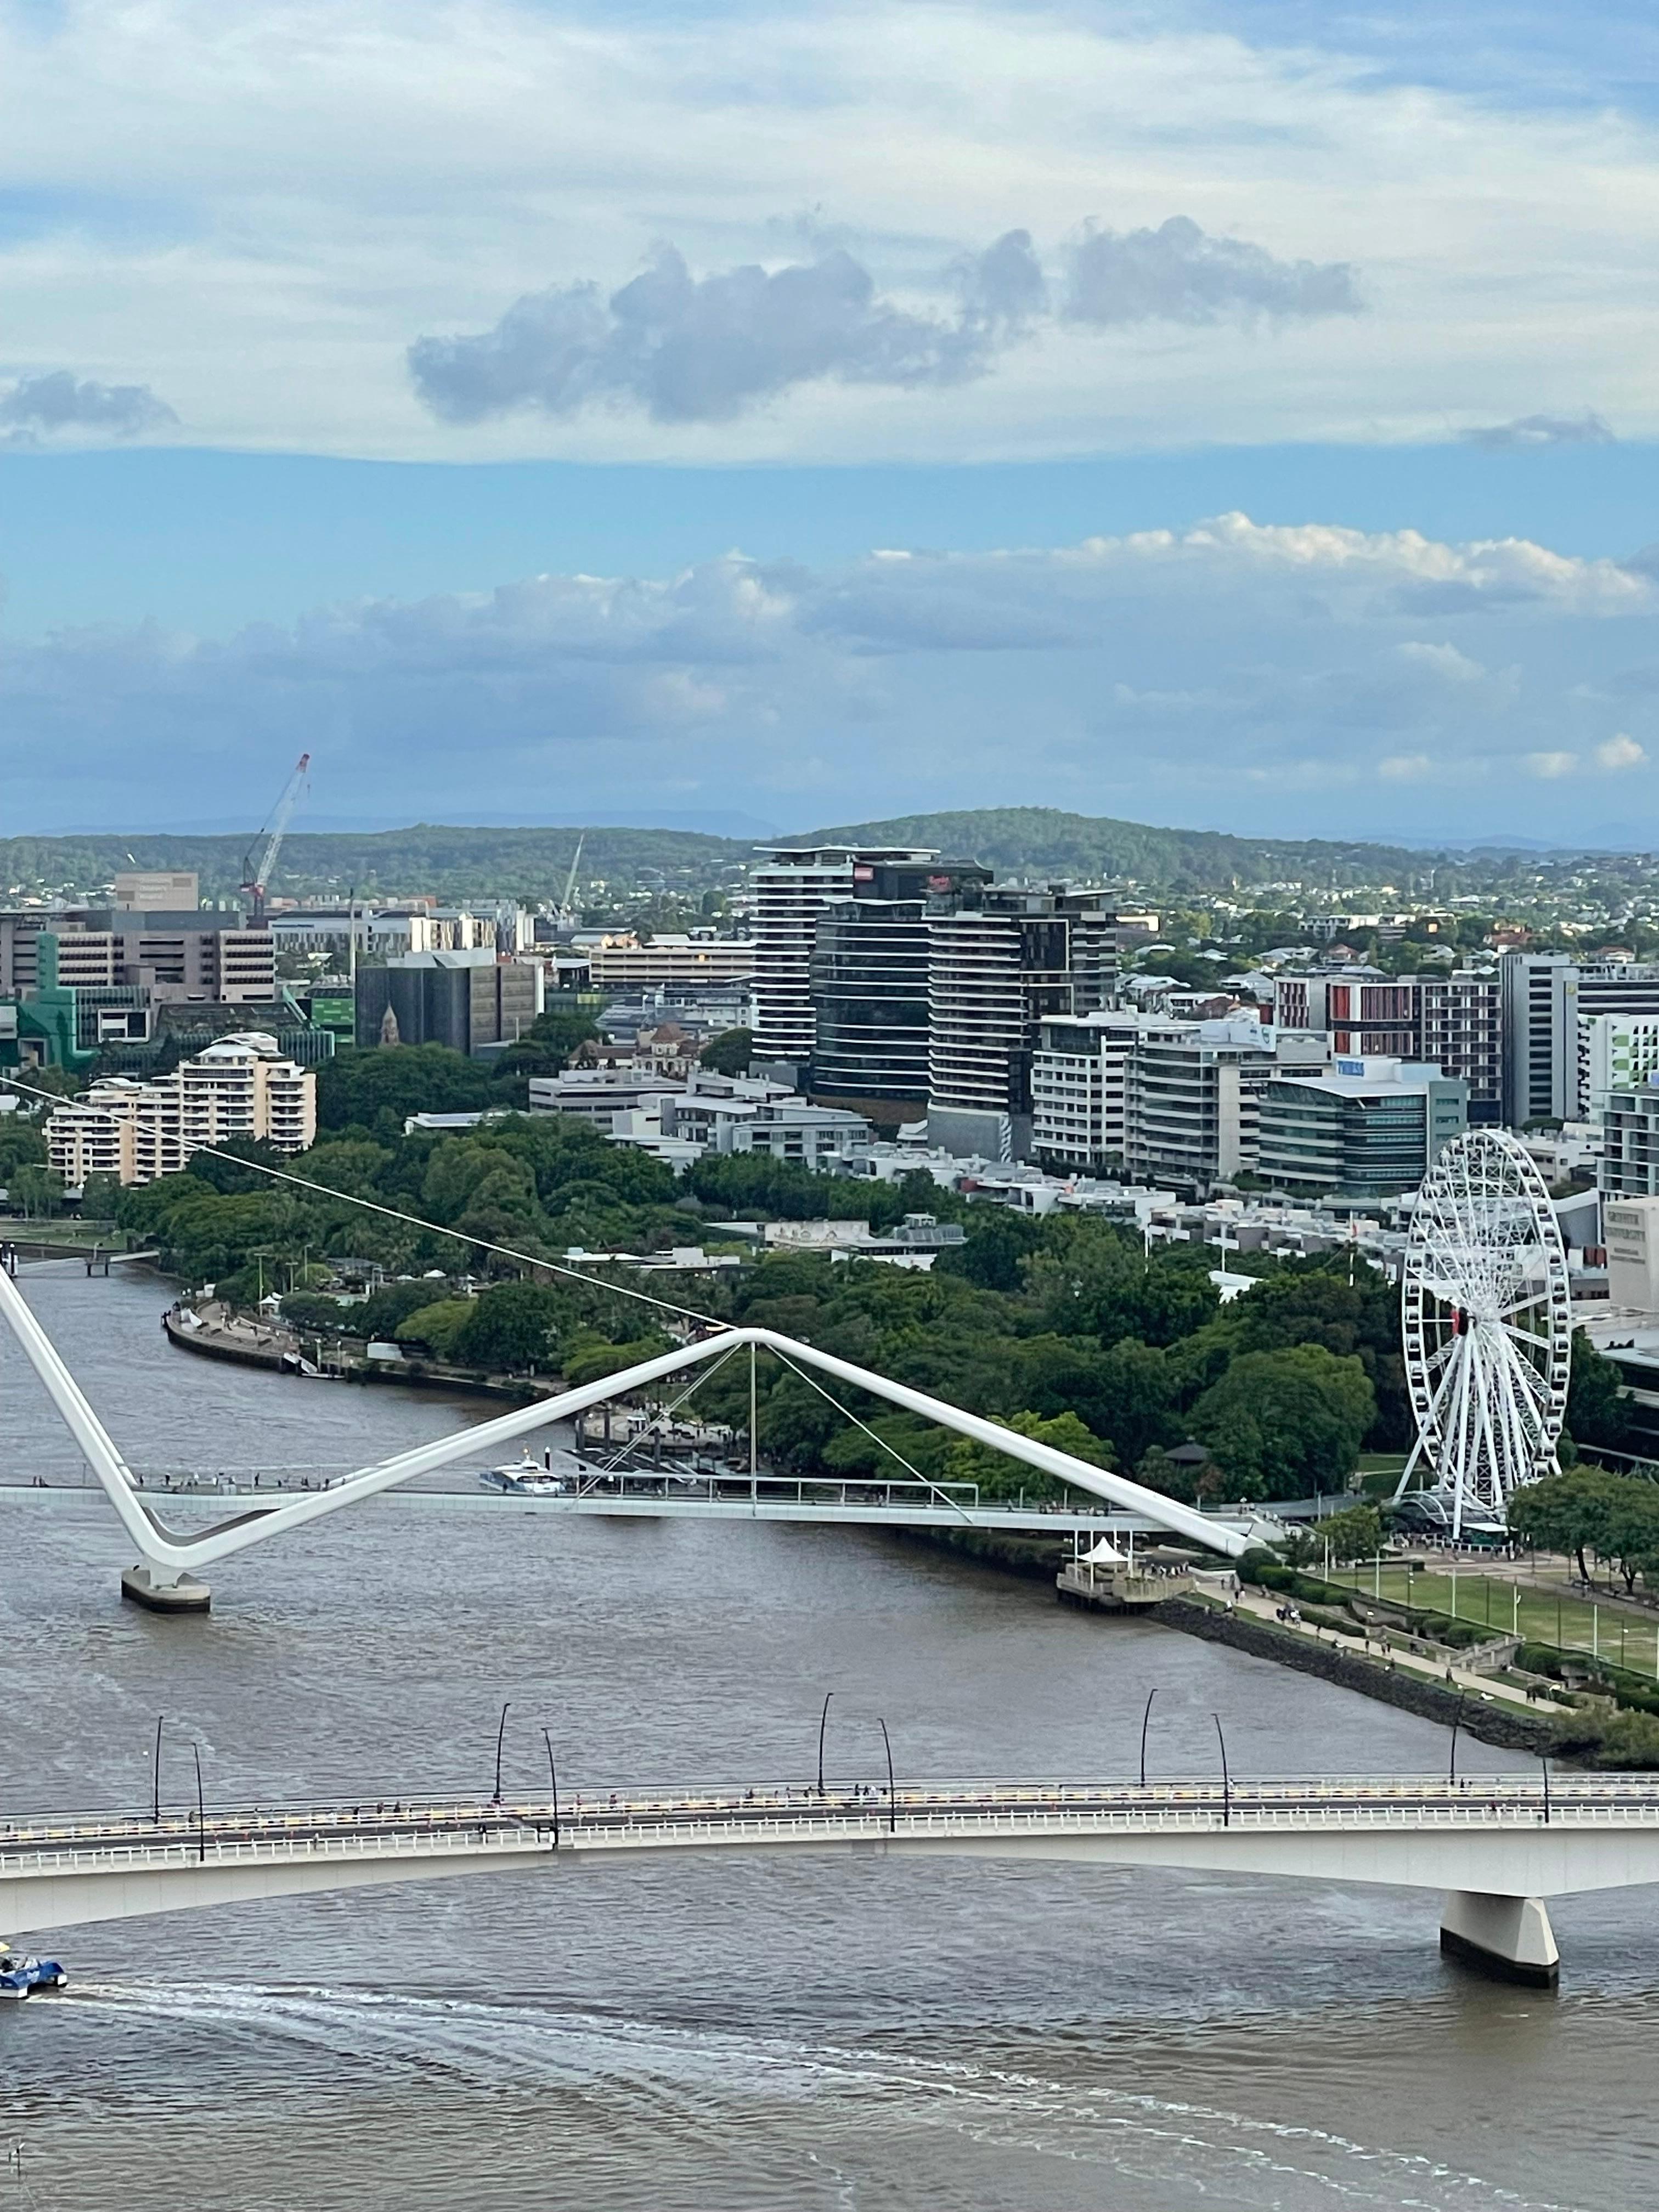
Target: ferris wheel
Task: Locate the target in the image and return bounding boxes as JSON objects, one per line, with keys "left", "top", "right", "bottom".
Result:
{"left": 1397, "top": 1128, "right": 1572, "bottom": 1536}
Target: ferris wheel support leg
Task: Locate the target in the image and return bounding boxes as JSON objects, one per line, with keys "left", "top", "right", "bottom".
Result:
{"left": 1393, "top": 1436, "right": 1426, "bottom": 1502}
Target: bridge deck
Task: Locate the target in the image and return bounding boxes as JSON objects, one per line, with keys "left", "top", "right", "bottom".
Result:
{"left": 0, "top": 1481, "right": 1248, "bottom": 1539}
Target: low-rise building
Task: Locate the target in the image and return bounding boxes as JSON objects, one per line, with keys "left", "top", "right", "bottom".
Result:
{"left": 582, "top": 932, "right": 756, "bottom": 989}
{"left": 46, "top": 1034, "right": 317, "bottom": 1186}
{"left": 355, "top": 951, "right": 544, "bottom": 1057}
{"left": 1255, "top": 1058, "right": 1467, "bottom": 1200}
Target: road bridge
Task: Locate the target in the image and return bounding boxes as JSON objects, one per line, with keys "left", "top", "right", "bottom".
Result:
{"left": 9, "top": 1773, "right": 1659, "bottom": 1985}
{"left": 0, "top": 1268, "right": 1256, "bottom": 1609}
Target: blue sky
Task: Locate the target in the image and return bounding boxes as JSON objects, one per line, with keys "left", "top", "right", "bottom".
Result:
{"left": 4, "top": 0, "right": 1659, "bottom": 843}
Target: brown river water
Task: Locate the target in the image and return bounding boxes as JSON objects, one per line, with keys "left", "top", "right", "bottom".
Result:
{"left": 2, "top": 1267, "right": 1657, "bottom": 2211}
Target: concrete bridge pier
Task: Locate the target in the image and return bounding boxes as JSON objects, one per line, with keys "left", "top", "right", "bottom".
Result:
{"left": 120, "top": 1564, "right": 211, "bottom": 1613}
{"left": 1439, "top": 1891, "right": 1559, "bottom": 1986}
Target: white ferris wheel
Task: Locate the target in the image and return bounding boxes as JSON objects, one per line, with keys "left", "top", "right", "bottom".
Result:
{"left": 1397, "top": 1127, "right": 1572, "bottom": 1536}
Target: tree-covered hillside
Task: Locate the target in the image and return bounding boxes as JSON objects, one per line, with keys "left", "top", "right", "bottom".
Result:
{"left": 788, "top": 808, "right": 1465, "bottom": 894}
{"left": 0, "top": 806, "right": 1616, "bottom": 905}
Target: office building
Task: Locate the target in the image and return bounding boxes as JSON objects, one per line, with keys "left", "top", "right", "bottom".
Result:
{"left": 112, "top": 871, "right": 199, "bottom": 911}
{"left": 1256, "top": 1058, "right": 1468, "bottom": 1200}
{"left": 354, "top": 951, "right": 544, "bottom": 1057}
{"left": 1274, "top": 969, "right": 1500, "bottom": 1122}
{"left": 1605, "top": 1198, "right": 1659, "bottom": 1311}
{"left": 1599, "top": 1077, "right": 1659, "bottom": 1199}
{"left": 0, "top": 909, "right": 275, "bottom": 1003}
{"left": 46, "top": 1034, "right": 316, "bottom": 1187}
{"left": 1584, "top": 1013, "right": 1659, "bottom": 1114}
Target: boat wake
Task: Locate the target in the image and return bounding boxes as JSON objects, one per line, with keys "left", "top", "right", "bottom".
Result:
{"left": 62, "top": 1980, "right": 1585, "bottom": 2212}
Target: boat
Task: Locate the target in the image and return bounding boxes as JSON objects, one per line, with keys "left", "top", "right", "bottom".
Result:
{"left": 478, "top": 1452, "right": 571, "bottom": 1498}
{"left": 0, "top": 1952, "right": 66, "bottom": 1999}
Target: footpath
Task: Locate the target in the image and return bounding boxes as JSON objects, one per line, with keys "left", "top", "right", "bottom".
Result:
{"left": 1154, "top": 1576, "right": 1567, "bottom": 1757}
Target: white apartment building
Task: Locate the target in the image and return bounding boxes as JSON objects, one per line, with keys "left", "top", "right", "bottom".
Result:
{"left": 1583, "top": 1012, "right": 1659, "bottom": 1115}
{"left": 751, "top": 847, "right": 934, "bottom": 1065}
{"left": 1030, "top": 1011, "right": 1142, "bottom": 1173}
{"left": 46, "top": 1035, "right": 317, "bottom": 1187}
{"left": 1125, "top": 1019, "right": 1330, "bottom": 1190}
{"left": 1503, "top": 952, "right": 1659, "bottom": 1124}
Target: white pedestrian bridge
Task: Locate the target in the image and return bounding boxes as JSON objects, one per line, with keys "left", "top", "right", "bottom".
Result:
{"left": 0, "top": 1269, "right": 1263, "bottom": 1610}
{"left": 8, "top": 1774, "right": 1659, "bottom": 1985}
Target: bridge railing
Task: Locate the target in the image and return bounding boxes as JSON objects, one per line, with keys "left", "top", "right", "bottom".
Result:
{"left": 7, "top": 1774, "right": 1659, "bottom": 1877}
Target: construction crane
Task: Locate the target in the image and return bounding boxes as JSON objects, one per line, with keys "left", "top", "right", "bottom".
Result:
{"left": 557, "top": 831, "right": 585, "bottom": 924}
{"left": 241, "top": 752, "right": 311, "bottom": 922}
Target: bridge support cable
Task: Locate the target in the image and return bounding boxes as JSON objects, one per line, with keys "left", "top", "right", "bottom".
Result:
{"left": 583, "top": 1339, "right": 744, "bottom": 1476}
{"left": 761, "top": 1344, "right": 978, "bottom": 1524}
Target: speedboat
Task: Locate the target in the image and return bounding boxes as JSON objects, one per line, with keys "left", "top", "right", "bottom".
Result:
{"left": 0, "top": 1953, "right": 66, "bottom": 1999}
{"left": 478, "top": 1453, "right": 568, "bottom": 1498}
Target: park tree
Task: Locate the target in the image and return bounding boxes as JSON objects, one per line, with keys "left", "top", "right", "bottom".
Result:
{"left": 698, "top": 1028, "right": 754, "bottom": 1076}
{"left": 454, "top": 1279, "right": 565, "bottom": 1371}
{"left": 317, "top": 1045, "right": 495, "bottom": 1133}
{"left": 393, "top": 1297, "right": 476, "bottom": 1358}
{"left": 942, "top": 1409, "right": 1116, "bottom": 1504}
{"left": 1509, "top": 1464, "right": 1659, "bottom": 1592}
{"left": 9, "top": 1163, "right": 61, "bottom": 1218}
{"left": 1312, "top": 1502, "right": 1384, "bottom": 1564}
{"left": 1190, "top": 1345, "right": 1375, "bottom": 1499}
{"left": 1024, "top": 1219, "right": 1221, "bottom": 1347}
{"left": 935, "top": 1209, "right": 1047, "bottom": 1294}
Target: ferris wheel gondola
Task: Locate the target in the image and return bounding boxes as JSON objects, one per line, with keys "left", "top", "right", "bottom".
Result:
{"left": 1396, "top": 1128, "right": 1571, "bottom": 1537}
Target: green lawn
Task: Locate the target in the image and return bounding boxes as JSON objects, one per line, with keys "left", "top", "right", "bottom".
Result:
{"left": 1334, "top": 1561, "right": 1659, "bottom": 1676}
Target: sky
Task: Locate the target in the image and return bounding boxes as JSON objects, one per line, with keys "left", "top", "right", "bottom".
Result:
{"left": 4, "top": 0, "right": 1659, "bottom": 844}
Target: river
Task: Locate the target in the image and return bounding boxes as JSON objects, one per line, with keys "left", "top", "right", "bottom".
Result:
{"left": 2, "top": 1268, "right": 1656, "bottom": 2212}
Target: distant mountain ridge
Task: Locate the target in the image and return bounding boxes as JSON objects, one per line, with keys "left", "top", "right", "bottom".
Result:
{"left": 787, "top": 808, "right": 1470, "bottom": 890}
{"left": 0, "top": 807, "right": 1620, "bottom": 904}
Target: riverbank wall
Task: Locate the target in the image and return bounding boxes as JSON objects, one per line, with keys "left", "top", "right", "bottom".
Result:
{"left": 1153, "top": 1595, "right": 1559, "bottom": 1757}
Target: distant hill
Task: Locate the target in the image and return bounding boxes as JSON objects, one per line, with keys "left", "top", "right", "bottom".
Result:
{"left": 0, "top": 806, "right": 1611, "bottom": 906}
{"left": 788, "top": 808, "right": 1454, "bottom": 892}
{"left": 0, "top": 824, "right": 749, "bottom": 904}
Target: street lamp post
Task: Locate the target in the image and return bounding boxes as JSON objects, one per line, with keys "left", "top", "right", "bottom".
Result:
{"left": 1541, "top": 1754, "right": 1551, "bottom": 1826}
{"left": 543, "top": 1729, "right": 560, "bottom": 1852}
{"left": 494, "top": 1702, "right": 511, "bottom": 1804}
{"left": 878, "top": 1717, "right": 896, "bottom": 1836}
{"left": 1213, "top": 1713, "right": 1231, "bottom": 1827}
{"left": 1138, "top": 1688, "right": 1157, "bottom": 1789}
{"left": 152, "top": 1714, "right": 163, "bottom": 1825}
{"left": 817, "top": 1691, "right": 834, "bottom": 1800}
{"left": 192, "top": 1742, "right": 206, "bottom": 1865}
{"left": 1448, "top": 1690, "right": 1466, "bottom": 1785}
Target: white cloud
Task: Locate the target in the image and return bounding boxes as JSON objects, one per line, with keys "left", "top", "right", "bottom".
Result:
{"left": 1596, "top": 732, "right": 1648, "bottom": 770}
{"left": 4, "top": 510, "right": 1658, "bottom": 838}
{"left": 2, "top": 1, "right": 1659, "bottom": 458}
{"left": 1397, "top": 641, "right": 1485, "bottom": 681}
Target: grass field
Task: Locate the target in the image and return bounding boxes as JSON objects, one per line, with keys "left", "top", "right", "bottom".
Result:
{"left": 1331, "top": 1561, "right": 1659, "bottom": 1677}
